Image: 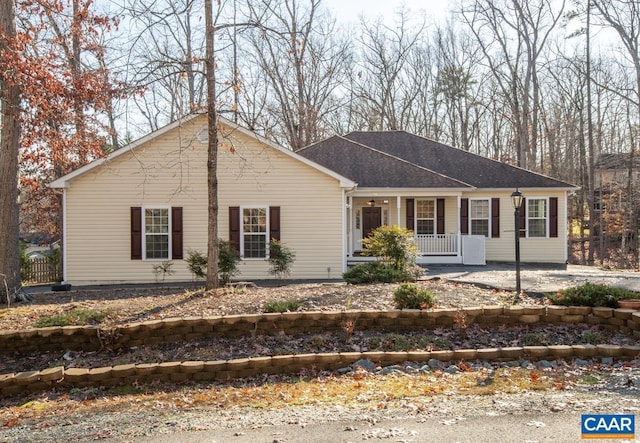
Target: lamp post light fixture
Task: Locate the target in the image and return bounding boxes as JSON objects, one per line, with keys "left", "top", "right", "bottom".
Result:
{"left": 511, "top": 188, "right": 524, "bottom": 303}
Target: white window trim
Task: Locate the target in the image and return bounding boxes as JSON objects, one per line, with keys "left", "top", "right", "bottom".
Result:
{"left": 415, "top": 199, "right": 436, "bottom": 235}
{"left": 526, "top": 197, "right": 549, "bottom": 238}
{"left": 240, "top": 205, "right": 270, "bottom": 260}
{"left": 469, "top": 198, "right": 491, "bottom": 238}
{"left": 142, "top": 206, "right": 172, "bottom": 261}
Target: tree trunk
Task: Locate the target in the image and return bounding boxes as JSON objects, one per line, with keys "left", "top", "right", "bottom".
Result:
{"left": 0, "top": 0, "right": 22, "bottom": 300}
{"left": 586, "top": 1, "right": 596, "bottom": 265}
{"left": 204, "top": 0, "right": 219, "bottom": 290}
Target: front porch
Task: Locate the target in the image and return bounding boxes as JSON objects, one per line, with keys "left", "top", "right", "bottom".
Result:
{"left": 345, "top": 194, "right": 483, "bottom": 265}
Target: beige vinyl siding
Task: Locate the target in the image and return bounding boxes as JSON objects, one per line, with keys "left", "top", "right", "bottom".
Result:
{"left": 64, "top": 115, "right": 344, "bottom": 285}
{"left": 467, "top": 190, "right": 567, "bottom": 263}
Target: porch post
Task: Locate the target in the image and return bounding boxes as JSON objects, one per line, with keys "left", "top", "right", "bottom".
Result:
{"left": 457, "top": 195, "right": 461, "bottom": 258}
{"left": 348, "top": 195, "right": 354, "bottom": 257}
{"left": 396, "top": 196, "right": 401, "bottom": 226}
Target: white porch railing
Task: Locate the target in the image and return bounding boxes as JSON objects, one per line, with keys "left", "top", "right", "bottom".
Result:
{"left": 415, "top": 234, "right": 459, "bottom": 255}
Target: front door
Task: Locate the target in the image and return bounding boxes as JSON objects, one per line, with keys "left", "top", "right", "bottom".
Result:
{"left": 362, "top": 206, "right": 382, "bottom": 239}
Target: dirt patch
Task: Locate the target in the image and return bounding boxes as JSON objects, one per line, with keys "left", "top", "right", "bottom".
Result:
{"left": 1, "top": 281, "right": 530, "bottom": 331}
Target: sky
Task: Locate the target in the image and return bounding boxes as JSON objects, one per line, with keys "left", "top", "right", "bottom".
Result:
{"left": 321, "top": 0, "right": 453, "bottom": 26}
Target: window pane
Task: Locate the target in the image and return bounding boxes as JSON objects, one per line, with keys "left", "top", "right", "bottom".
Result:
{"left": 145, "top": 208, "right": 169, "bottom": 234}
{"left": 243, "top": 234, "right": 266, "bottom": 258}
{"left": 470, "top": 200, "right": 490, "bottom": 237}
{"left": 144, "top": 208, "right": 169, "bottom": 259}
{"left": 528, "top": 199, "right": 547, "bottom": 237}
{"left": 416, "top": 220, "right": 434, "bottom": 235}
{"left": 243, "top": 208, "right": 266, "bottom": 233}
{"left": 416, "top": 200, "right": 434, "bottom": 218}
{"left": 471, "top": 220, "right": 489, "bottom": 236}
{"left": 528, "top": 199, "right": 546, "bottom": 218}
{"left": 146, "top": 234, "right": 169, "bottom": 259}
{"left": 529, "top": 219, "right": 546, "bottom": 237}
{"left": 470, "top": 200, "right": 489, "bottom": 218}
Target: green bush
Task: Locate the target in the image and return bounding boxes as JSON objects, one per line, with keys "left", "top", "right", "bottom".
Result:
{"left": 219, "top": 240, "right": 241, "bottom": 285}
{"left": 151, "top": 261, "right": 174, "bottom": 283}
{"left": 44, "top": 248, "right": 62, "bottom": 282}
{"left": 361, "top": 225, "right": 417, "bottom": 270}
{"left": 263, "top": 300, "right": 302, "bottom": 313}
{"left": 19, "top": 241, "right": 31, "bottom": 281}
{"left": 186, "top": 250, "right": 207, "bottom": 280}
{"left": 393, "top": 283, "right": 436, "bottom": 309}
{"left": 35, "top": 308, "right": 106, "bottom": 328}
{"left": 184, "top": 241, "right": 241, "bottom": 285}
{"left": 548, "top": 282, "right": 639, "bottom": 308}
{"left": 343, "top": 261, "right": 421, "bottom": 284}
{"left": 268, "top": 240, "right": 296, "bottom": 279}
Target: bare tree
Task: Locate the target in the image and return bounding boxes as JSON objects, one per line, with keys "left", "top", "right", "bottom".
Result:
{"left": 123, "top": 0, "right": 207, "bottom": 130}
{"left": 592, "top": 0, "right": 640, "bottom": 266}
{"left": 0, "top": 0, "right": 22, "bottom": 300}
{"left": 204, "top": 0, "right": 219, "bottom": 290}
{"left": 351, "top": 9, "right": 425, "bottom": 131}
{"left": 431, "top": 22, "right": 484, "bottom": 152}
{"left": 245, "top": 0, "right": 351, "bottom": 150}
{"left": 461, "top": 0, "right": 565, "bottom": 169}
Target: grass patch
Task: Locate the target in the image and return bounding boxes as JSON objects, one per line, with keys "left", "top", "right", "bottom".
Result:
{"left": 35, "top": 308, "right": 106, "bottom": 328}
{"left": 262, "top": 300, "right": 302, "bottom": 313}
{"left": 393, "top": 283, "right": 437, "bottom": 309}
{"left": 548, "top": 283, "right": 639, "bottom": 308}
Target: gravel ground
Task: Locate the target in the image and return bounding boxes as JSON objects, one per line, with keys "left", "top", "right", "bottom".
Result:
{"left": 1, "top": 361, "right": 640, "bottom": 443}
{"left": 2, "top": 280, "right": 640, "bottom": 443}
{"left": 0, "top": 281, "right": 523, "bottom": 332}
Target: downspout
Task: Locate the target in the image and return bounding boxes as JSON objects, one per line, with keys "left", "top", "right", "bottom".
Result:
{"left": 61, "top": 188, "right": 68, "bottom": 284}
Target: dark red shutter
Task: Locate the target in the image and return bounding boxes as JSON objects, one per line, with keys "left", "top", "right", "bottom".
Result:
{"left": 519, "top": 198, "right": 527, "bottom": 237}
{"left": 269, "top": 206, "right": 281, "bottom": 241}
{"left": 460, "top": 198, "right": 469, "bottom": 235}
{"left": 549, "top": 197, "right": 558, "bottom": 238}
{"left": 171, "top": 207, "right": 183, "bottom": 259}
{"left": 491, "top": 198, "right": 500, "bottom": 238}
{"left": 406, "top": 199, "right": 414, "bottom": 231}
{"left": 436, "top": 198, "right": 445, "bottom": 234}
{"left": 229, "top": 207, "right": 240, "bottom": 252}
{"left": 131, "top": 207, "right": 142, "bottom": 260}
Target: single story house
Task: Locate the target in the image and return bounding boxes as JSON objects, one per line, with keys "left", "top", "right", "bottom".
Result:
{"left": 50, "top": 114, "right": 578, "bottom": 285}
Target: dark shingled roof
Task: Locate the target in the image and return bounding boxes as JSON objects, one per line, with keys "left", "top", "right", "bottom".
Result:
{"left": 298, "top": 136, "right": 472, "bottom": 188}
{"left": 299, "top": 131, "right": 574, "bottom": 189}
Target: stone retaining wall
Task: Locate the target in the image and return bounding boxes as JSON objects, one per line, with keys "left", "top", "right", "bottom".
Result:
{"left": 1, "top": 306, "right": 640, "bottom": 397}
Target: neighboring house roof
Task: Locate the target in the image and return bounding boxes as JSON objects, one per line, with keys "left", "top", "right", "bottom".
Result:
{"left": 49, "top": 114, "right": 357, "bottom": 189}
{"left": 298, "top": 136, "right": 472, "bottom": 189}
{"left": 325, "top": 131, "right": 575, "bottom": 189}
{"left": 595, "top": 153, "right": 640, "bottom": 171}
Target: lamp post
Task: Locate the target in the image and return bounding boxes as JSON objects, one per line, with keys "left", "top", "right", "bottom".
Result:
{"left": 511, "top": 188, "right": 523, "bottom": 303}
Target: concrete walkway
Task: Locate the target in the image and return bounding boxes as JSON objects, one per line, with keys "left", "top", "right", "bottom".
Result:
{"left": 425, "top": 263, "right": 640, "bottom": 293}
{"left": 128, "top": 412, "right": 593, "bottom": 443}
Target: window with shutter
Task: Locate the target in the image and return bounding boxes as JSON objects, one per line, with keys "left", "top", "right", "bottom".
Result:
{"left": 131, "top": 206, "right": 183, "bottom": 260}
{"left": 470, "top": 199, "right": 490, "bottom": 237}
{"left": 527, "top": 198, "right": 548, "bottom": 237}
{"left": 229, "top": 206, "right": 281, "bottom": 259}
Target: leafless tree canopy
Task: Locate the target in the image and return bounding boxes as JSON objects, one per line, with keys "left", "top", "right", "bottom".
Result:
{"left": 5, "top": 0, "right": 640, "bottom": 276}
